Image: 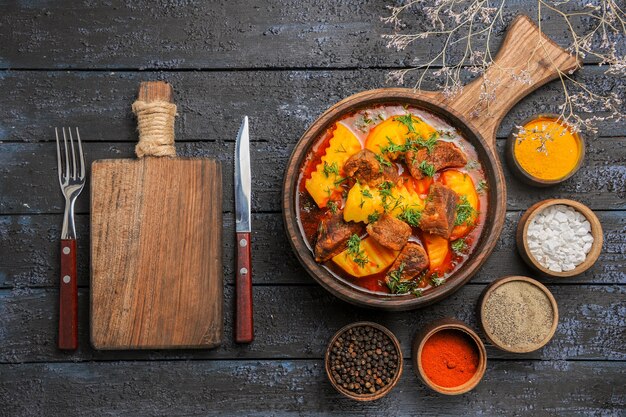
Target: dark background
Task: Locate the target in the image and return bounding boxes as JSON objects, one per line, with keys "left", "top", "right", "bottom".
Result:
{"left": 0, "top": 1, "right": 624, "bottom": 416}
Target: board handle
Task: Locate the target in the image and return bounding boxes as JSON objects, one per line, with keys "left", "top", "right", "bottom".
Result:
{"left": 437, "top": 15, "right": 581, "bottom": 148}
{"left": 132, "top": 81, "right": 177, "bottom": 158}
{"left": 235, "top": 232, "right": 254, "bottom": 343}
{"left": 59, "top": 239, "right": 78, "bottom": 350}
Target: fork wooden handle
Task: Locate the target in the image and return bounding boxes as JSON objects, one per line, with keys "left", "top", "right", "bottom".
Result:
{"left": 235, "top": 232, "right": 254, "bottom": 343}
{"left": 59, "top": 239, "right": 78, "bottom": 350}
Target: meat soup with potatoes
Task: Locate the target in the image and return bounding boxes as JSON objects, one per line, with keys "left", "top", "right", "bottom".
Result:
{"left": 296, "top": 104, "right": 488, "bottom": 296}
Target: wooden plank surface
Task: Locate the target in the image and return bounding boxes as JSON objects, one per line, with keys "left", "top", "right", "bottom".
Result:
{"left": 1, "top": 0, "right": 625, "bottom": 415}
{"left": 0, "top": 68, "right": 623, "bottom": 143}
{"left": 0, "top": 0, "right": 612, "bottom": 70}
{"left": 0, "top": 360, "right": 623, "bottom": 417}
{"left": 1, "top": 285, "right": 624, "bottom": 363}
{"left": 1, "top": 137, "right": 624, "bottom": 215}
{"left": 1, "top": 211, "right": 624, "bottom": 289}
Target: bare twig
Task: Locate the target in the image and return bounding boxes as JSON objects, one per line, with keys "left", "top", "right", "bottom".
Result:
{"left": 382, "top": 0, "right": 625, "bottom": 140}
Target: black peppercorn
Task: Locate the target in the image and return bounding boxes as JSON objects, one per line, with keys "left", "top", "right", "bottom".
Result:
{"left": 328, "top": 325, "right": 399, "bottom": 397}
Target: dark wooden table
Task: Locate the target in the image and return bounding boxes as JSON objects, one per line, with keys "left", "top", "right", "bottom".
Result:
{"left": 0, "top": 1, "right": 624, "bottom": 416}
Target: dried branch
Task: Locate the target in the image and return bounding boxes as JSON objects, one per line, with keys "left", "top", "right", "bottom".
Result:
{"left": 382, "top": 0, "right": 625, "bottom": 137}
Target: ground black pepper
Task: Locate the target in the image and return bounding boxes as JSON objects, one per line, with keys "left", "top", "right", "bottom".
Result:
{"left": 328, "top": 325, "right": 399, "bottom": 396}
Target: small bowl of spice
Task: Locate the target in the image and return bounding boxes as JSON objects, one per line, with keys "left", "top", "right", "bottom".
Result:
{"left": 479, "top": 276, "right": 558, "bottom": 353}
{"left": 506, "top": 114, "right": 584, "bottom": 187}
{"left": 517, "top": 199, "right": 603, "bottom": 277}
{"left": 325, "top": 322, "right": 402, "bottom": 401}
{"left": 412, "top": 319, "right": 487, "bottom": 395}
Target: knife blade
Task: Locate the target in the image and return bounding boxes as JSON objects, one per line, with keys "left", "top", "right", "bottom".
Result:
{"left": 234, "top": 116, "right": 253, "bottom": 343}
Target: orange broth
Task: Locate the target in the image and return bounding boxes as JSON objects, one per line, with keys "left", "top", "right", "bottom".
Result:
{"left": 296, "top": 104, "right": 488, "bottom": 295}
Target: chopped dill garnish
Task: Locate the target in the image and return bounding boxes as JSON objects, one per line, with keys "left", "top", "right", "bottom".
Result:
{"left": 347, "top": 234, "right": 369, "bottom": 267}
{"left": 455, "top": 195, "right": 476, "bottom": 226}
{"left": 374, "top": 153, "right": 392, "bottom": 172}
{"left": 324, "top": 186, "right": 332, "bottom": 197}
{"left": 451, "top": 238, "right": 468, "bottom": 254}
{"left": 359, "top": 198, "right": 366, "bottom": 209}
{"left": 322, "top": 161, "right": 339, "bottom": 178}
{"left": 395, "top": 114, "right": 416, "bottom": 133}
{"left": 408, "top": 133, "right": 438, "bottom": 153}
{"left": 361, "top": 188, "right": 373, "bottom": 198}
{"left": 437, "top": 129, "right": 455, "bottom": 138}
{"left": 334, "top": 177, "right": 346, "bottom": 186}
{"left": 368, "top": 211, "right": 380, "bottom": 223}
{"left": 382, "top": 131, "right": 439, "bottom": 155}
{"left": 327, "top": 201, "right": 338, "bottom": 214}
{"left": 476, "top": 179, "right": 488, "bottom": 194}
{"left": 381, "top": 136, "right": 405, "bottom": 154}
{"left": 355, "top": 113, "right": 375, "bottom": 132}
{"left": 388, "top": 194, "right": 404, "bottom": 213}
{"left": 431, "top": 273, "right": 446, "bottom": 287}
{"left": 466, "top": 160, "right": 480, "bottom": 170}
{"left": 378, "top": 181, "right": 394, "bottom": 196}
{"left": 378, "top": 181, "right": 395, "bottom": 211}
{"left": 386, "top": 263, "right": 423, "bottom": 296}
{"left": 334, "top": 143, "right": 347, "bottom": 153}
{"left": 418, "top": 160, "right": 436, "bottom": 177}
{"left": 395, "top": 114, "right": 418, "bottom": 134}
{"left": 397, "top": 207, "right": 421, "bottom": 227}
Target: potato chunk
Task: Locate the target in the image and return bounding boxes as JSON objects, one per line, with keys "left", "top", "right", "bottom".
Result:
{"left": 305, "top": 122, "right": 361, "bottom": 208}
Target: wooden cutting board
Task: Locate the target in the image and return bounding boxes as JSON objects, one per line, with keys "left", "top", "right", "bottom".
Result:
{"left": 90, "top": 81, "right": 223, "bottom": 349}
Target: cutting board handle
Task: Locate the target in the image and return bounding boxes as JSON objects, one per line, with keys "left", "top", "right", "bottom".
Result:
{"left": 431, "top": 15, "right": 581, "bottom": 149}
{"left": 132, "top": 81, "right": 177, "bottom": 158}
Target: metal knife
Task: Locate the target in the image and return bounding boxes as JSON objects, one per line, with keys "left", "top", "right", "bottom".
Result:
{"left": 234, "top": 116, "right": 253, "bottom": 343}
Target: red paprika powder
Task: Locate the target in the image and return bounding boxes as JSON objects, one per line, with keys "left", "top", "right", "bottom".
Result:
{"left": 421, "top": 329, "right": 479, "bottom": 388}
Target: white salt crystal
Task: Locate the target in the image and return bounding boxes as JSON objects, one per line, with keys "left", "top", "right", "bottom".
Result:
{"left": 526, "top": 205, "right": 594, "bottom": 272}
{"left": 575, "top": 227, "right": 588, "bottom": 236}
{"left": 555, "top": 212, "right": 568, "bottom": 223}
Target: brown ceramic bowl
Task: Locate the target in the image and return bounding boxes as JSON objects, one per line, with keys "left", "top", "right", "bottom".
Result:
{"left": 517, "top": 199, "right": 603, "bottom": 278}
{"left": 412, "top": 318, "right": 487, "bottom": 395}
{"left": 478, "top": 276, "right": 559, "bottom": 353}
{"left": 506, "top": 114, "right": 585, "bottom": 187}
{"left": 325, "top": 321, "right": 402, "bottom": 401}
{"left": 282, "top": 90, "right": 507, "bottom": 311}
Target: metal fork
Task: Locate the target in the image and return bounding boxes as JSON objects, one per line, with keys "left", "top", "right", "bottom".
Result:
{"left": 55, "top": 127, "right": 85, "bottom": 350}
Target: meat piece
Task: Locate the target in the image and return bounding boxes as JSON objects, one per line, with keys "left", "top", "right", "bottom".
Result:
{"left": 406, "top": 141, "right": 468, "bottom": 180}
{"left": 380, "top": 163, "right": 400, "bottom": 184}
{"left": 344, "top": 149, "right": 398, "bottom": 186}
{"left": 366, "top": 213, "right": 411, "bottom": 251}
{"left": 386, "top": 242, "right": 429, "bottom": 282}
{"left": 314, "top": 212, "right": 363, "bottom": 263}
{"left": 420, "top": 183, "right": 458, "bottom": 238}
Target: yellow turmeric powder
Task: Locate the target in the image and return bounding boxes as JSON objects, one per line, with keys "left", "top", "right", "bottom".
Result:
{"left": 514, "top": 117, "right": 582, "bottom": 181}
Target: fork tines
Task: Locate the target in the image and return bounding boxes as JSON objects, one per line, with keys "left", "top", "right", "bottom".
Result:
{"left": 55, "top": 127, "right": 86, "bottom": 185}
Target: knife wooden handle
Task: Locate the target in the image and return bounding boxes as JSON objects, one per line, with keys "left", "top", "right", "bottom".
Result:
{"left": 59, "top": 239, "right": 78, "bottom": 350}
{"left": 235, "top": 232, "right": 254, "bottom": 343}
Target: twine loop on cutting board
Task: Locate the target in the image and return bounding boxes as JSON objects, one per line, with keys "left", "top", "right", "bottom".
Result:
{"left": 132, "top": 100, "right": 177, "bottom": 158}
